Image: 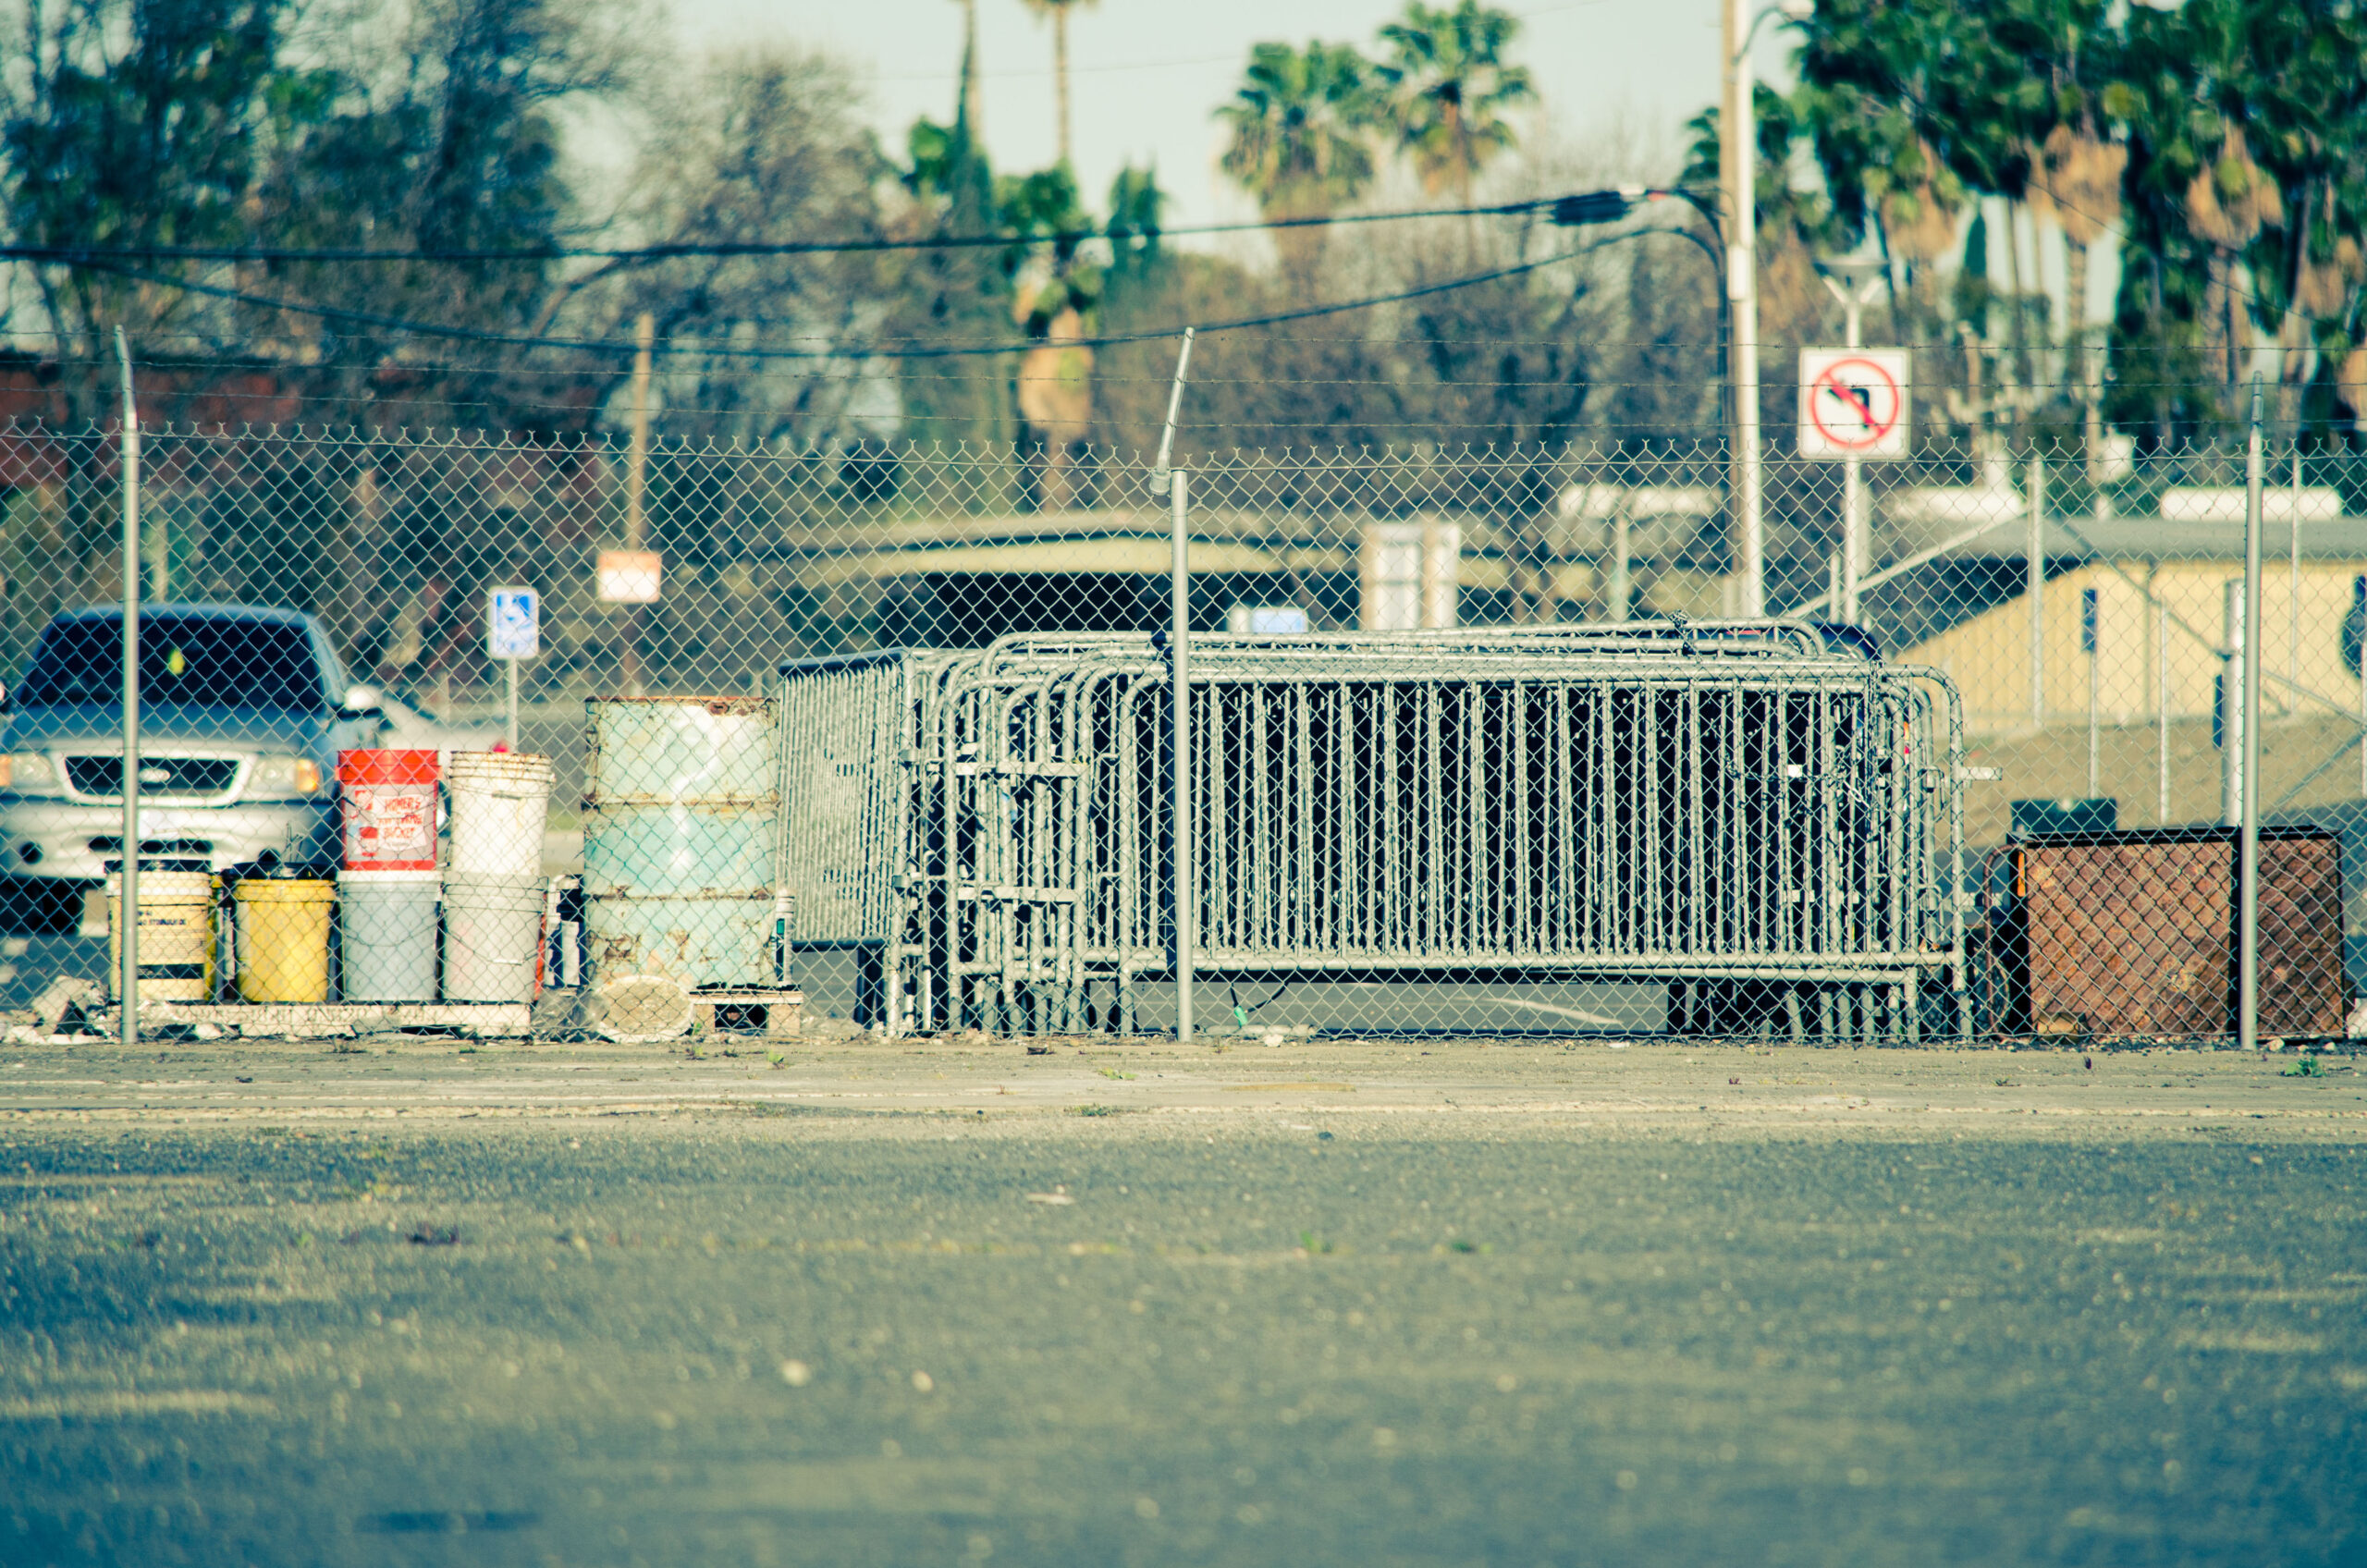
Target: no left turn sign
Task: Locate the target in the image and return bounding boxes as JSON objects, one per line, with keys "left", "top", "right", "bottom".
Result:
{"left": 1797, "top": 347, "right": 1910, "bottom": 460}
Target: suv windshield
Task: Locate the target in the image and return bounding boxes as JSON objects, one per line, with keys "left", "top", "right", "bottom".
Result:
{"left": 16, "top": 615, "right": 328, "bottom": 713}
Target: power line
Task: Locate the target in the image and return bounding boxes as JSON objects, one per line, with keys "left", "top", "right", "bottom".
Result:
{"left": 69, "top": 225, "right": 1678, "bottom": 362}
{"left": 6, "top": 191, "right": 1672, "bottom": 267}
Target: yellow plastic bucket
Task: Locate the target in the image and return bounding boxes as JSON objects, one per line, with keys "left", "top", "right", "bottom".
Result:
{"left": 234, "top": 878, "right": 336, "bottom": 1003}
{"left": 107, "top": 870, "right": 217, "bottom": 1003}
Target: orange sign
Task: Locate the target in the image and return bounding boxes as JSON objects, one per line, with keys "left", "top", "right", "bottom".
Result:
{"left": 597, "top": 549, "right": 662, "bottom": 603}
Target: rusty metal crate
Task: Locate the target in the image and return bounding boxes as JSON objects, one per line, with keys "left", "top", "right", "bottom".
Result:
{"left": 1989, "top": 827, "right": 2345, "bottom": 1040}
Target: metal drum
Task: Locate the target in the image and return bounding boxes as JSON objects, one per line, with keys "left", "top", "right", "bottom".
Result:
{"left": 582, "top": 696, "right": 778, "bottom": 990}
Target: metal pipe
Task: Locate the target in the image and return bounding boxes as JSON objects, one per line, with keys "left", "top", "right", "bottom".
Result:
{"left": 1153, "top": 327, "right": 1196, "bottom": 489}
{"left": 2240, "top": 375, "right": 2263, "bottom": 1052}
{"left": 1171, "top": 468, "right": 1193, "bottom": 1042}
{"left": 115, "top": 328, "right": 140, "bottom": 1046}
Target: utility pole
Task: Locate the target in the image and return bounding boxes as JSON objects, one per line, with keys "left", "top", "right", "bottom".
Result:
{"left": 1723, "top": 0, "right": 1765, "bottom": 616}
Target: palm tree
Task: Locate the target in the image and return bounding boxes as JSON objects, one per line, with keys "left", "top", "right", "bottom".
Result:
{"left": 952, "top": 0, "right": 983, "bottom": 138}
{"left": 1215, "top": 40, "right": 1379, "bottom": 284}
{"left": 2025, "top": 116, "right": 2127, "bottom": 475}
{"left": 1020, "top": 0, "right": 1098, "bottom": 169}
{"left": 1372, "top": 1, "right": 1534, "bottom": 209}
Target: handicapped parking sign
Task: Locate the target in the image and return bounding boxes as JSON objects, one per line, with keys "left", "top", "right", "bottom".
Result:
{"left": 487, "top": 586, "right": 539, "bottom": 659}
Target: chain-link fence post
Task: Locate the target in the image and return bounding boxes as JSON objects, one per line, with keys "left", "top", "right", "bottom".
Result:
{"left": 2028, "top": 451, "right": 2047, "bottom": 728}
{"left": 2239, "top": 374, "right": 2265, "bottom": 1053}
{"left": 115, "top": 328, "right": 140, "bottom": 1047}
{"left": 1171, "top": 464, "right": 1193, "bottom": 1043}
{"left": 2223, "top": 579, "right": 2245, "bottom": 826}
{"left": 2157, "top": 599, "right": 2172, "bottom": 824}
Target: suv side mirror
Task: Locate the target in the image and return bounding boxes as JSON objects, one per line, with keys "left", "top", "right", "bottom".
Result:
{"left": 340, "top": 682, "right": 385, "bottom": 717}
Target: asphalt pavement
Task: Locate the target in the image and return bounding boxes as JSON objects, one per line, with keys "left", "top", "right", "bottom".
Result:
{"left": 2, "top": 1039, "right": 2363, "bottom": 1565}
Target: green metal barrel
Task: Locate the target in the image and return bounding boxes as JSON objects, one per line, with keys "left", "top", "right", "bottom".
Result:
{"left": 583, "top": 696, "right": 778, "bottom": 990}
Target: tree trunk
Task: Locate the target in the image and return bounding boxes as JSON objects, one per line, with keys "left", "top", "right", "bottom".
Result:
{"left": 2066, "top": 238, "right": 2103, "bottom": 484}
{"left": 2003, "top": 200, "right": 2031, "bottom": 432}
{"left": 2222, "top": 253, "right": 2242, "bottom": 393}
{"left": 1053, "top": 7, "right": 1071, "bottom": 169}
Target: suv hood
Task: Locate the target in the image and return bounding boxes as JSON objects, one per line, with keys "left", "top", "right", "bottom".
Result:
{"left": 2, "top": 704, "right": 330, "bottom": 753}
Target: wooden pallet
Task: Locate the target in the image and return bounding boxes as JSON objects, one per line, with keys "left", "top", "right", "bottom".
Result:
{"left": 690, "top": 989, "right": 804, "bottom": 1040}
{"left": 138, "top": 1000, "right": 533, "bottom": 1040}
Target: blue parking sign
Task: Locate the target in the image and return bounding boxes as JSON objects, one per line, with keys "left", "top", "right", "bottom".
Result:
{"left": 488, "top": 586, "right": 539, "bottom": 659}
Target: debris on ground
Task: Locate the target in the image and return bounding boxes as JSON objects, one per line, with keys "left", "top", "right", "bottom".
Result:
{"left": 30, "top": 976, "right": 101, "bottom": 1035}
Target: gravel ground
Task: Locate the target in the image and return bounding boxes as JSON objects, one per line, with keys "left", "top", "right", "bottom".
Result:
{"left": 3, "top": 1039, "right": 2363, "bottom": 1565}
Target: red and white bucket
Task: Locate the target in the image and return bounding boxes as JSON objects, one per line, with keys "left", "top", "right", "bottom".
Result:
{"left": 337, "top": 750, "right": 440, "bottom": 872}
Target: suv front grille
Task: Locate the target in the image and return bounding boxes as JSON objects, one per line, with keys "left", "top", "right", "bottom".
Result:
{"left": 66, "top": 756, "right": 239, "bottom": 799}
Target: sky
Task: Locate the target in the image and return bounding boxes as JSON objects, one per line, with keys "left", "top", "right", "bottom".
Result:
{"left": 675, "top": 0, "right": 1798, "bottom": 229}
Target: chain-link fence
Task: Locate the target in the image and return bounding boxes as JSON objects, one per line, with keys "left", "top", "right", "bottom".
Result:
{"left": 6, "top": 418, "right": 2364, "bottom": 1043}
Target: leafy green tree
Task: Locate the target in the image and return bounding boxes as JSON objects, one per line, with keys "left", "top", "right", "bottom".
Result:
{"left": 1683, "top": 81, "right": 1838, "bottom": 343}
{"left": 238, "top": 0, "right": 642, "bottom": 431}
{"left": 1790, "top": 0, "right": 1970, "bottom": 290}
{"left": 2, "top": 0, "right": 289, "bottom": 414}
{"left": 886, "top": 73, "right": 1014, "bottom": 450}
{"left": 602, "top": 48, "right": 893, "bottom": 447}
{"left": 2117, "top": 0, "right": 2366, "bottom": 423}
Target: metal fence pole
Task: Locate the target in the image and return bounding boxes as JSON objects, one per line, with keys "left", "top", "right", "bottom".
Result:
{"left": 2223, "top": 579, "right": 2245, "bottom": 827}
{"left": 2239, "top": 376, "right": 2264, "bottom": 1051}
{"left": 2084, "top": 587, "right": 2100, "bottom": 798}
{"left": 2289, "top": 447, "right": 2302, "bottom": 692}
{"left": 1842, "top": 453, "right": 1863, "bottom": 623}
{"left": 2157, "top": 597, "right": 2171, "bottom": 824}
{"left": 1608, "top": 509, "right": 1630, "bottom": 623}
{"left": 2028, "top": 452, "right": 2046, "bottom": 728}
{"left": 1171, "top": 466, "right": 1193, "bottom": 1043}
{"left": 1152, "top": 328, "right": 1197, "bottom": 1044}
{"left": 115, "top": 328, "right": 140, "bottom": 1047}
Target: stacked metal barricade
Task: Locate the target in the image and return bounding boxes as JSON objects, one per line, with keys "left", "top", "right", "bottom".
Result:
{"left": 777, "top": 623, "right": 1971, "bottom": 1043}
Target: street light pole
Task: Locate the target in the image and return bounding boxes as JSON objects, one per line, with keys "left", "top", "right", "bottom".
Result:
{"left": 1723, "top": 0, "right": 1763, "bottom": 616}
{"left": 1723, "top": 0, "right": 1813, "bottom": 619}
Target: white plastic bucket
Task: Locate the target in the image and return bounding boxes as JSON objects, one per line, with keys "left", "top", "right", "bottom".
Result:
{"left": 338, "top": 869, "right": 439, "bottom": 1002}
{"left": 106, "top": 868, "right": 216, "bottom": 1003}
{"left": 445, "top": 751, "right": 553, "bottom": 877}
{"left": 442, "top": 871, "right": 546, "bottom": 1002}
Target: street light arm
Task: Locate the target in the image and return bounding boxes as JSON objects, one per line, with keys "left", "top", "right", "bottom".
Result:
{"left": 1734, "top": 0, "right": 1814, "bottom": 62}
{"left": 1648, "top": 187, "right": 1723, "bottom": 244}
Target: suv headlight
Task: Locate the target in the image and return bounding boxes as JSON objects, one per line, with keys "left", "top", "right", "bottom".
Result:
{"left": 0, "top": 753, "right": 65, "bottom": 797}
{"left": 248, "top": 753, "right": 324, "bottom": 798}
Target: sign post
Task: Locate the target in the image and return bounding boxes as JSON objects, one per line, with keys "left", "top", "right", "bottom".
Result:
{"left": 487, "top": 586, "right": 539, "bottom": 752}
{"left": 1798, "top": 343, "right": 1910, "bottom": 622}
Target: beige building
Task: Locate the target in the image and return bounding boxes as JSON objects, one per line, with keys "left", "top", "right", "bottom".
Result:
{"left": 1900, "top": 558, "right": 2367, "bottom": 733}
